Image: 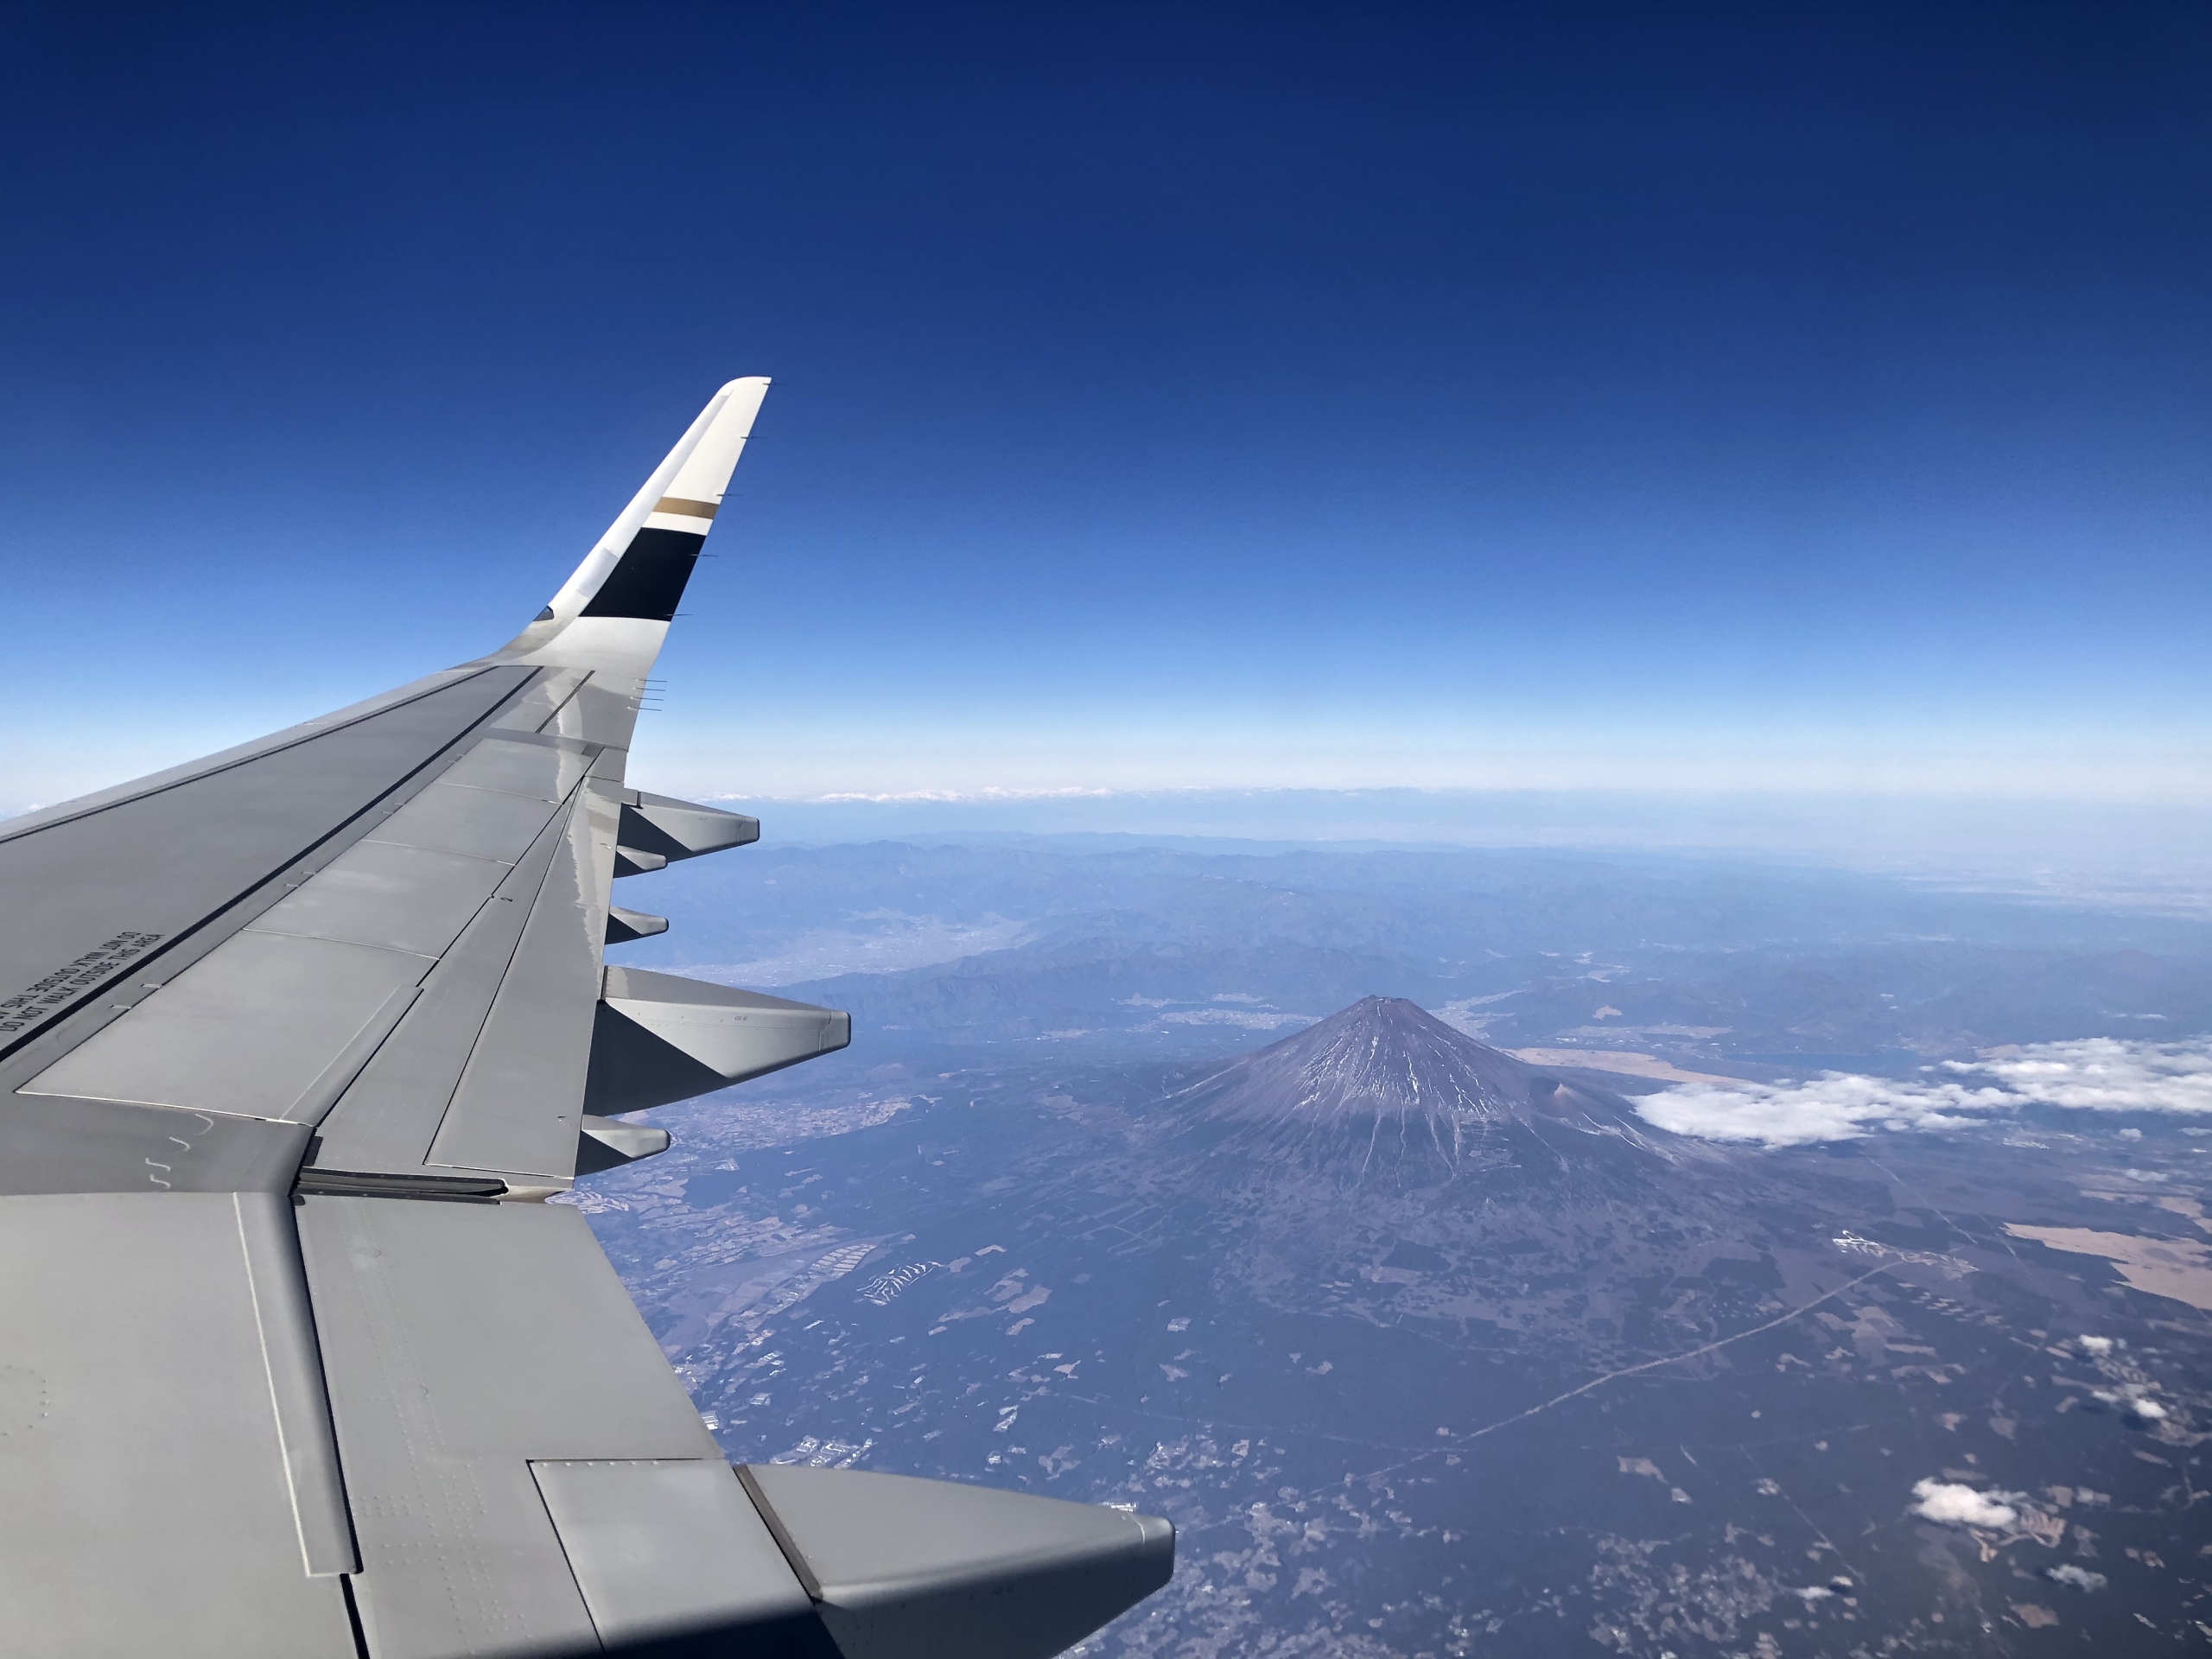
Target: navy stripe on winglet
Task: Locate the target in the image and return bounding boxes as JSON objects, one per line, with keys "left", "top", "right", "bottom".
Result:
{"left": 579, "top": 527, "right": 706, "bottom": 621}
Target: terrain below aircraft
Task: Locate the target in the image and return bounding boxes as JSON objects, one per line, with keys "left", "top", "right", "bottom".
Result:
{"left": 0, "top": 378, "right": 1174, "bottom": 1658}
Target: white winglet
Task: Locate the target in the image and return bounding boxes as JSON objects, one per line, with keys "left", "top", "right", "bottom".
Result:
{"left": 533, "top": 376, "right": 771, "bottom": 630}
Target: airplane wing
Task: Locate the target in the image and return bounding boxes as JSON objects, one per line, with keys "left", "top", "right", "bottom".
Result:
{"left": 0, "top": 380, "right": 1173, "bottom": 1658}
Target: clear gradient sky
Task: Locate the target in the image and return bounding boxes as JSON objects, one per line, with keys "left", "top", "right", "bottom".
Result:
{"left": 3, "top": 3, "right": 2208, "bottom": 817}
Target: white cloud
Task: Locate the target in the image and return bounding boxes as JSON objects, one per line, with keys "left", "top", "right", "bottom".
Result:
{"left": 1638, "top": 1036, "right": 2212, "bottom": 1148}
{"left": 2077, "top": 1335, "right": 2114, "bottom": 1356}
{"left": 1959, "top": 1037, "right": 2212, "bottom": 1115}
{"left": 1637, "top": 1073, "right": 2014, "bottom": 1147}
{"left": 1910, "top": 1479, "right": 2024, "bottom": 1529}
{"left": 2047, "top": 1565, "right": 2107, "bottom": 1592}
{"left": 2132, "top": 1397, "right": 2168, "bottom": 1421}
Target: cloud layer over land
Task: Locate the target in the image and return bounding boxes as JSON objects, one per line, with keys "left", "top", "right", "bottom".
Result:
{"left": 1639, "top": 1037, "right": 2212, "bottom": 1147}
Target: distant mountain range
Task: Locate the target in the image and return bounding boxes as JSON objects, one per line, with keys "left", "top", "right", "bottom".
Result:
{"left": 618, "top": 840, "right": 2212, "bottom": 1072}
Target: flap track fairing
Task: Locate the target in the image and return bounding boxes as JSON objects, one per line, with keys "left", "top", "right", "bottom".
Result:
{"left": 586, "top": 967, "right": 851, "bottom": 1117}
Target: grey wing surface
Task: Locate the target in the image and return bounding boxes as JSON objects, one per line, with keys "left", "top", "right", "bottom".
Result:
{"left": 0, "top": 379, "right": 1172, "bottom": 1658}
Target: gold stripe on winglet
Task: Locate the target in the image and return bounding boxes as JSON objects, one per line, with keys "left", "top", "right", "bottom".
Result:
{"left": 652, "top": 496, "right": 719, "bottom": 519}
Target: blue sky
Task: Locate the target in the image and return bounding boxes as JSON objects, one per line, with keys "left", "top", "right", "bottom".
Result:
{"left": 3, "top": 3, "right": 2209, "bottom": 822}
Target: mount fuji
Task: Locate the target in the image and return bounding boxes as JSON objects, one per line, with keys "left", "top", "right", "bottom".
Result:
{"left": 1170, "top": 995, "right": 1706, "bottom": 1183}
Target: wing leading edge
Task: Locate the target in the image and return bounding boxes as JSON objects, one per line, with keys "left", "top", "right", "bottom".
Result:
{"left": 0, "top": 382, "right": 1173, "bottom": 1657}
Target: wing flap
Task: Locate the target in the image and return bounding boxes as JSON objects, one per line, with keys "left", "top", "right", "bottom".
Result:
{"left": 0, "top": 1092, "right": 310, "bottom": 1196}
{"left": 531, "top": 1460, "right": 824, "bottom": 1653}
{"left": 423, "top": 786, "right": 608, "bottom": 1181}
{"left": 19, "top": 727, "right": 614, "bottom": 1164}
{"left": 297, "top": 1196, "right": 796, "bottom": 1657}
{"left": 0, "top": 1192, "right": 359, "bottom": 1657}
{"left": 306, "top": 797, "right": 573, "bottom": 1175}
